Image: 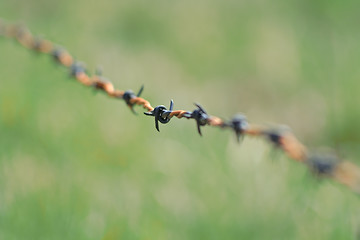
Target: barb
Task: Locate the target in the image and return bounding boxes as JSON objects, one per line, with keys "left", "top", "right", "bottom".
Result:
{"left": 223, "top": 114, "right": 249, "bottom": 142}
{"left": 144, "top": 100, "right": 174, "bottom": 131}
{"left": 123, "top": 85, "right": 145, "bottom": 114}
{"left": 1, "top": 19, "right": 360, "bottom": 194}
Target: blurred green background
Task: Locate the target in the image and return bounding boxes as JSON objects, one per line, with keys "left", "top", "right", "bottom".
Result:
{"left": 1, "top": 0, "right": 360, "bottom": 239}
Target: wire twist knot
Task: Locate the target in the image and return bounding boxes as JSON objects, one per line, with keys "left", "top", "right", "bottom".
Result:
{"left": 123, "top": 85, "right": 144, "bottom": 114}
{"left": 144, "top": 100, "right": 174, "bottom": 131}
{"left": 225, "top": 114, "right": 249, "bottom": 142}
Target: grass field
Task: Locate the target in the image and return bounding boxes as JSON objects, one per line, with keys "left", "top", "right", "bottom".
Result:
{"left": 1, "top": 0, "right": 360, "bottom": 239}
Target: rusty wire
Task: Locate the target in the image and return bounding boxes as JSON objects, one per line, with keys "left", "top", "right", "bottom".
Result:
{"left": 1, "top": 19, "right": 360, "bottom": 194}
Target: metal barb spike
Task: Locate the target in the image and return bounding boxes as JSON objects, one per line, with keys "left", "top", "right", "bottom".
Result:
{"left": 191, "top": 103, "right": 209, "bottom": 136}
{"left": 307, "top": 152, "right": 339, "bottom": 176}
{"left": 129, "top": 105, "right": 137, "bottom": 115}
{"left": 230, "top": 114, "right": 248, "bottom": 143}
{"left": 194, "top": 103, "right": 207, "bottom": 114}
{"left": 197, "top": 123, "right": 202, "bottom": 136}
{"left": 169, "top": 99, "right": 174, "bottom": 111}
{"left": 137, "top": 85, "right": 144, "bottom": 97}
{"left": 123, "top": 85, "right": 145, "bottom": 115}
{"left": 265, "top": 125, "right": 291, "bottom": 147}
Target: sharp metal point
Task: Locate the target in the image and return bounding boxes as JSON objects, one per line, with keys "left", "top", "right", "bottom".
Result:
{"left": 197, "top": 121, "right": 202, "bottom": 136}
{"left": 194, "top": 103, "right": 206, "bottom": 114}
{"left": 128, "top": 105, "right": 137, "bottom": 115}
{"left": 236, "top": 132, "right": 241, "bottom": 143}
{"left": 155, "top": 113, "right": 160, "bottom": 132}
{"left": 144, "top": 111, "right": 153, "bottom": 116}
{"left": 170, "top": 99, "right": 174, "bottom": 111}
{"left": 137, "top": 85, "right": 144, "bottom": 97}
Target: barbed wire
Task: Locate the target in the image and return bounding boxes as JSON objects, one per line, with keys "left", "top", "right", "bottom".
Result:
{"left": 1, "top": 19, "right": 360, "bottom": 194}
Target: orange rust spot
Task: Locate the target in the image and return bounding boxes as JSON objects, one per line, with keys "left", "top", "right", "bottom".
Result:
{"left": 109, "top": 90, "right": 125, "bottom": 98}
{"left": 35, "top": 39, "right": 53, "bottom": 53}
{"left": 16, "top": 32, "right": 34, "bottom": 49}
{"left": 333, "top": 161, "right": 360, "bottom": 193}
{"left": 244, "top": 125, "right": 264, "bottom": 136}
{"left": 103, "top": 83, "right": 115, "bottom": 94}
{"left": 208, "top": 116, "right": 224, "bottom": 126}
{"left": 130, "top": 97, "right": 153, "bottom": 111}
{"left": 59, "top": 52, "right": 73, "bottom": 67}
{"left": 169, "top": 110, "right": 188, "bottom": 119}
{"left": 93, "top": 80, "right": 115, "bottom": 94}
{"left": 91, "top": 76, "right": 116, "bottom": 95}
{"left": 177, "top": 111, "right": 187, "bottom": 118}
{"left": 76, "top": 72, "right": 93, "bottom": 86}
{"left": 279, "top": 133, "right": 308, "bottom": 162}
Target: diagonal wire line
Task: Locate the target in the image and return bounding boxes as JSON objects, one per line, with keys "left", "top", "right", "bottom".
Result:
{"left": 1, "top": 19, "right": 360, "bottom": 193}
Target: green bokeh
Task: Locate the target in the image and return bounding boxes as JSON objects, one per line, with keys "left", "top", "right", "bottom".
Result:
{"left": 1, "top": 0, "right": 360, "bottom": 239}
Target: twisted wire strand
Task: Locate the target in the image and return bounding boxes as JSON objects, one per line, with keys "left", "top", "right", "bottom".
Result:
{"left": 1, "top": 20, "right": 360, "bottom": 193}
